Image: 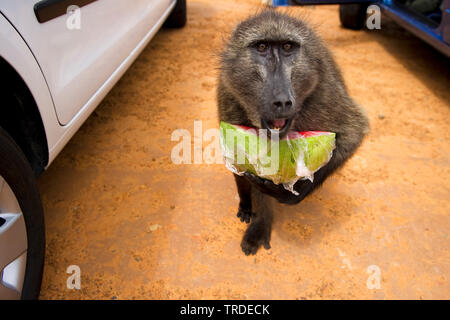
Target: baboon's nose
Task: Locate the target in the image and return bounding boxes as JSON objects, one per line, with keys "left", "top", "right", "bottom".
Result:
{"left": 272, "top": 99, "right": 293, "bottom": 114}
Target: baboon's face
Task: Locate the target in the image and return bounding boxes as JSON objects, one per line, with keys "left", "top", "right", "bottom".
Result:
{"left": 222, "top": 11, "right": 320, "bottom": 139}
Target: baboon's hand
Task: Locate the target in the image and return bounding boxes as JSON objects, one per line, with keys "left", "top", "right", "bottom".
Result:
{"left": 237, "top": 206, "right": 252, "bottom": 223}
{"left": 243, "top": 172, "right": 301, "bottom": 204}
{"left": 241, "top": 220, "right": 271, "bottom": 255}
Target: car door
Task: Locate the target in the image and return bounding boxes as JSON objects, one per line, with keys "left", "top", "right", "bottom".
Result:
{"left": 0, "top": 0, "right": 174, "bottom": 125}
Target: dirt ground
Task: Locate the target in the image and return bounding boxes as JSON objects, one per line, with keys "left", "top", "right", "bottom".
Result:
{"left": 37, "top": 0, "right": 449, "bottom": 299}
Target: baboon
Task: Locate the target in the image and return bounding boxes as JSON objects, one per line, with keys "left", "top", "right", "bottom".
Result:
{"left": 217, "top": 10, "right": 369, "bottom": 255}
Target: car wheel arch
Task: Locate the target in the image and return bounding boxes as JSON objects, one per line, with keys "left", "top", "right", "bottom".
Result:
{"left": 0, "top": 57, "right": 48, "bottom": 177}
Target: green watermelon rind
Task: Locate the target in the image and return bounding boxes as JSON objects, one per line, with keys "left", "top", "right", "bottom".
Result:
{"left": 219, "top": 121, "right": 336, "bottom": 185}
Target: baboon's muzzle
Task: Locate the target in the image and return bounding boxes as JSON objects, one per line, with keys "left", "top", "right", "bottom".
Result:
{"left": 261, "top": 63, "right": 296, "bottom": 139}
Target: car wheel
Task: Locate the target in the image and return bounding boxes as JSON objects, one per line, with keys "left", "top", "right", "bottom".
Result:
{"left": 164, "top": 0, "right": 187, "bottom": 28}
{"left": 0, "top": 127, "right": 45, "bottom": 299}
{"left": 339, "top": 4, "right": 369, "bottom": 30}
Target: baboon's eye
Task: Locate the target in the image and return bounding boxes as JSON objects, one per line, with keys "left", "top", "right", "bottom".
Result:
{"left": 256, "top": 42, "right": 268, "bottom": 52}
{"left": 282, "top": 42, "right": 294, "bottom": 52}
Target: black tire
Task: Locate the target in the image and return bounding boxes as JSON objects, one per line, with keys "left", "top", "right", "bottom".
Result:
{"left": 164, "top": 0, "right": 187, "bottom": 28}
{"left": 0, "top": 127, "right": 45, "bottom": 299}
{"left": 339, "top": 4, "right": 369, "bottom": 30}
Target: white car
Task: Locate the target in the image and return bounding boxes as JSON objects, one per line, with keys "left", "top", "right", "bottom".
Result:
{"left": 0, "top": 0, "right": 186, "bottom": 299}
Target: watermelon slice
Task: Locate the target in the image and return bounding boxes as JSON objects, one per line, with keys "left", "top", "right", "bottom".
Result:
{"left": 219, "top": 121, "right": 336, "bottom": 194}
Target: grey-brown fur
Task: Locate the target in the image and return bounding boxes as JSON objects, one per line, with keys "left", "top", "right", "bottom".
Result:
{"left": 218, "top": 10, "right": 369, "bottom": 255}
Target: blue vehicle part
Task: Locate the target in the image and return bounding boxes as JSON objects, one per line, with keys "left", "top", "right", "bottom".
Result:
{"left": 280, "top": 0, "right": 450, "bottom": 57}
{"left": 273, "top": 0, "right": 290, "bottom": 5}
{"left": 289, "top": 0, "right": 372, "bottom": 4}
{"left": 380, "top": 0, "right": 450, "bottom": 57}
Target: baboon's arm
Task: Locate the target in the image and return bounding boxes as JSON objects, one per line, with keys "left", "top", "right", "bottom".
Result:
{"left": 243, "top": 142, "right": 348, "bottom": 205}
{"left": 241, "top": 188, "right": 273, "bottom": 255}
{"left": 234, "top": 174, "right": 253, "bottom": 223}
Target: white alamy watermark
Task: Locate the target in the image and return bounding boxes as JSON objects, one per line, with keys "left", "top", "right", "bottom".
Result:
{"left": 366, "top": 264, "right": 381, "bottom": 289}
{"left": 337, "top": 249, "right": 381, "bottom": 290}
{"left": 66, "top": 265, "right": 81, "bottom": 290}
{"left": 66, "top": 5, "right": 81, "bottom": 30}
{"left": 170, "top": 120, "right": 281, "bottom": 174}
{"left": 170, "top": 120, "right": 222, "bottom": 165}
{"left": 366, "top": 5, "right": 381, "bottom": 30}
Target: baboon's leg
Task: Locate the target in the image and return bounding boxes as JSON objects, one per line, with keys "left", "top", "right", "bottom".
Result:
{"left": 234, "top": 173, "right": 252, "bottom": 223}
{"left": 241, "top": 188, "right": 273, "bottom": 255}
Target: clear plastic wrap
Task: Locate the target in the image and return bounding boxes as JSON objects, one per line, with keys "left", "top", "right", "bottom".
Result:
{"left": 219, "top": 121, "right": 336, "bottom": 195}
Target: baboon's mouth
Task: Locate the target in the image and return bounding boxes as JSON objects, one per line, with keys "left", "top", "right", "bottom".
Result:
{"left": 261, "top": 118, "right": 293, "bottom": 137}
